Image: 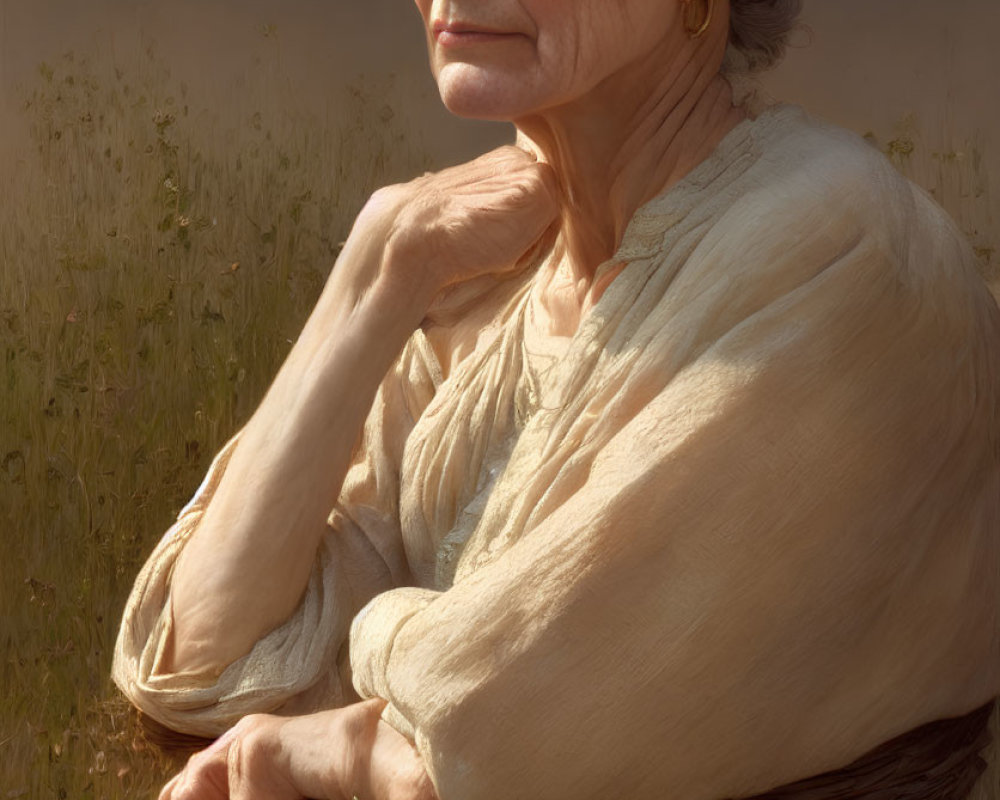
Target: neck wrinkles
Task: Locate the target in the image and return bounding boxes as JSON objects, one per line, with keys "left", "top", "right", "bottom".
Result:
{"left": 514, "top": 30, "right": 745, "bottom": 298}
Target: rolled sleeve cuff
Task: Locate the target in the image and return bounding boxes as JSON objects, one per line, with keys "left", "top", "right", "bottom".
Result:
{"left": 113, "top": 511, "right": 350, "bottom": 738}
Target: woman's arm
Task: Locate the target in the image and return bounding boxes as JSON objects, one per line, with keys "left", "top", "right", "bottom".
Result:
{"left": 164, "top": 200, "right": 434, "bottom": 676}
{"left": 163, "top": 147, "right": 559, "bottom": 677}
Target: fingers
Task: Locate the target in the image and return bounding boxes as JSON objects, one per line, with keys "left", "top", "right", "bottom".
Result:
{"left": 157, "top": 705, "right": 434, "bottom": 800}
{"left": 533, "top": 159, "right": 561, "bottom": 208}
{"left": 489, "top": 146, "right": 561, "bottom": 218}
{"left": 227, "top": 728, "right": 278, "bottom": 800}
{"left": 374, "top": 143, "right": 565, "bottom": 299}
{"left": 227, "top": 715, "right": 309, "bottom": 800}
{"left": 518, "top": 159, "right": 561, "bottom": 221}
{"left": 158, "top": 737, "right": 232, "bottom": 800}
{"left": 467, "top": 145, "right": 558, "bottom": 198}
{"left": 457, "top": 150, "right": 559, "bottom": 226}
{"left": 477, "top": 144, "right": 538, "bottom": 171}
{"left": 498, "top": 159, "right": 561, "bottom": 254}
{"left": 158, "top": 773, "right": 180, "bottom": 800}
{"left": 157, "top": 717, "right": 299, "bottom": 800}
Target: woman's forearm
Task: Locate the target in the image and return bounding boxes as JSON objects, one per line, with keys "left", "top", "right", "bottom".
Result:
{"left": 165, "top": 217, "right": 434, "bottom": 676}
{"left": 162, "top": 150, "right": 558, "bottom": 677}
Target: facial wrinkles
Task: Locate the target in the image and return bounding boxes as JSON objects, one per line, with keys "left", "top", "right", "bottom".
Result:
{"left": 575, "top": 4, "right": 679, "bottom": 113}
{"left": 521, "top": 11, "right": 596, "bottom": 115}
{"left": 518, "top": 8, "right": 678, "bottom": 167}
{"left": 590, "top": 1, "right": 666, "bottom": 85}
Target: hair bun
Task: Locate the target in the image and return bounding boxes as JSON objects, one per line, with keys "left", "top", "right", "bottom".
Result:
{"left": 727, "top": 0, "right": 805, "bottom": 74}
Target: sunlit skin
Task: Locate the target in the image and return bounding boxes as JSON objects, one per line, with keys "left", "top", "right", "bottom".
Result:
{"left": 159, "top": 1, "right": 748, "bottom": 798}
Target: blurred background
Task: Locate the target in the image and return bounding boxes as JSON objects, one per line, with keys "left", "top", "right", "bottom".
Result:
{"left": 1, "top": 0, "right": 997, "bottom": 796}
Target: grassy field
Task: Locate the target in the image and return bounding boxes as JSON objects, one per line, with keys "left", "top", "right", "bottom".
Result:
{"left": 0, "top": 37, "right": 430, "bottom": 798}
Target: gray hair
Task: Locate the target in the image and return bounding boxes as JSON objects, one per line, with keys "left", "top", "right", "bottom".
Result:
{"left": 726, "top": 0, "right": 805, "bottom": 74}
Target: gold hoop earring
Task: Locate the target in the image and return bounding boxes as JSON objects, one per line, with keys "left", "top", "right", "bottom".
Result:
{"left": 682, "top": 0, "right": 714, "bottom": 39}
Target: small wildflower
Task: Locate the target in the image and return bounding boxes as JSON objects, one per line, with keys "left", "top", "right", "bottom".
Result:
{"left": 153, "top": 110, "right": 175, "bottom": 129}
{"left": 89, "top": 750, "right": 107, "bottom": 775}
{"left": 886, "top": 136, "right": 914, "bottom": 159}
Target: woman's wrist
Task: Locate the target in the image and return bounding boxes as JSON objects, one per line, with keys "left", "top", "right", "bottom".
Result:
{"left": 342, "top": 701, "right": 437, "bottom": 800}
{"left": 280, "top": 700, "right": 427, "bottom": 800}
{"left": 335, "top": 700, "right": 388, "bottom": 800}
{"left": 326, "top": 181, "right": 440, "bottom": 320}
{"left": 271, "top": 703, "right": 383, "bottom": 800}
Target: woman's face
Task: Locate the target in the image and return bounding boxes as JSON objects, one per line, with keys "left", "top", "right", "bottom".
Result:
{"left": 413, "top": 0, "right": 685, "bottom": 121}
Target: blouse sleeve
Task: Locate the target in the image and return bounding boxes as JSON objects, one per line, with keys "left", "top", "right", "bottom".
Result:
{"left": 112, "top": 331, "right": 441, "bottom": 738}
{"left": 350, "top": 183, "right": 1000, "bottom": 799}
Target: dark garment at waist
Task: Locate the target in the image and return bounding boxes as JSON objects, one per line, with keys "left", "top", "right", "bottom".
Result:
{"left": 738, "top": 700, "right": 995, "bottom": 800}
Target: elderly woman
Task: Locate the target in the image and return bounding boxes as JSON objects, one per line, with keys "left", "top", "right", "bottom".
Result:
{"left": 113, "top": 0, "right": 1000, "bottom": 798}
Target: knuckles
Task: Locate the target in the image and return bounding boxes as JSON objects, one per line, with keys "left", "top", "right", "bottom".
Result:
{"left": 376, "top": 145, "right": 557, "bottom": 222}
{"left": 364, "top": 144, "right": 561, "bottom": 295}
{"left": 158, "top": 714, "right": 283, "bottom": 800}
{"left": 157, "top": 762, "right": 219, "bottom": 800}
{"left": 229, "top": 714, "right": 281, "bottom": 765}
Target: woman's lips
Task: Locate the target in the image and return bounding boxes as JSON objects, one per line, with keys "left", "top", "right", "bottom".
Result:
{"left": 432, "top": 21, "right": 524, "bottom": 48}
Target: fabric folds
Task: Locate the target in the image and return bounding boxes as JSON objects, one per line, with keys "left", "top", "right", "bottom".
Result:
{"left": 112, "top": 333, "right": 441, "bottom": 736}
{"left": 114, "top": 105, "right": 1000, "bottom": 798}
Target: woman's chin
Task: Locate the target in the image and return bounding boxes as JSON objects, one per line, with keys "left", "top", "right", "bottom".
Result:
{"left": 434, "top": 65, "right": 532, "bottom": 122}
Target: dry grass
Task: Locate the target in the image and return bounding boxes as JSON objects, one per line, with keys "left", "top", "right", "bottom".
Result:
{"left": 0, "top": 35, "right": 429, "bottom": 798}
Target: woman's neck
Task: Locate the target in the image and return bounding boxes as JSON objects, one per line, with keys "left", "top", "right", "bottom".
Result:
{"left": 515, "top": 35, "right": 745, "bottom": 302}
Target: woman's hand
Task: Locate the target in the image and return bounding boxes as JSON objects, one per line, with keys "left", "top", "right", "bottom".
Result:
{"left": 355, "top": 146, "right": 561, "bottom": 317}
{"left": 158, "top": 700, "right": 437, "bottom": 800}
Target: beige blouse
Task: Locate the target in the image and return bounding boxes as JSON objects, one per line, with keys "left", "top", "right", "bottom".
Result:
{"left": 114, "top": 105, "right": 1000, "bottom": 800}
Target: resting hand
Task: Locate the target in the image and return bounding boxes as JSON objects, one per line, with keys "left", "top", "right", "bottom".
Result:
{"left": 352, "top": 146, "right": 561, "bottom": 316}
{"left": 158, "top": 699, "right": 437, "bottom": 800}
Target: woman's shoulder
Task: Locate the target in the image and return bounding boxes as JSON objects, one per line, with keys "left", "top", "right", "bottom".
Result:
{"left": 661, "top": 103, "right": 1000, "bottom": 366}
{"left": 743, "top": 105, "right": 918, "bottom": 233}
{"left": 737, "top": 104, "right": 990, "bottom": 296}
